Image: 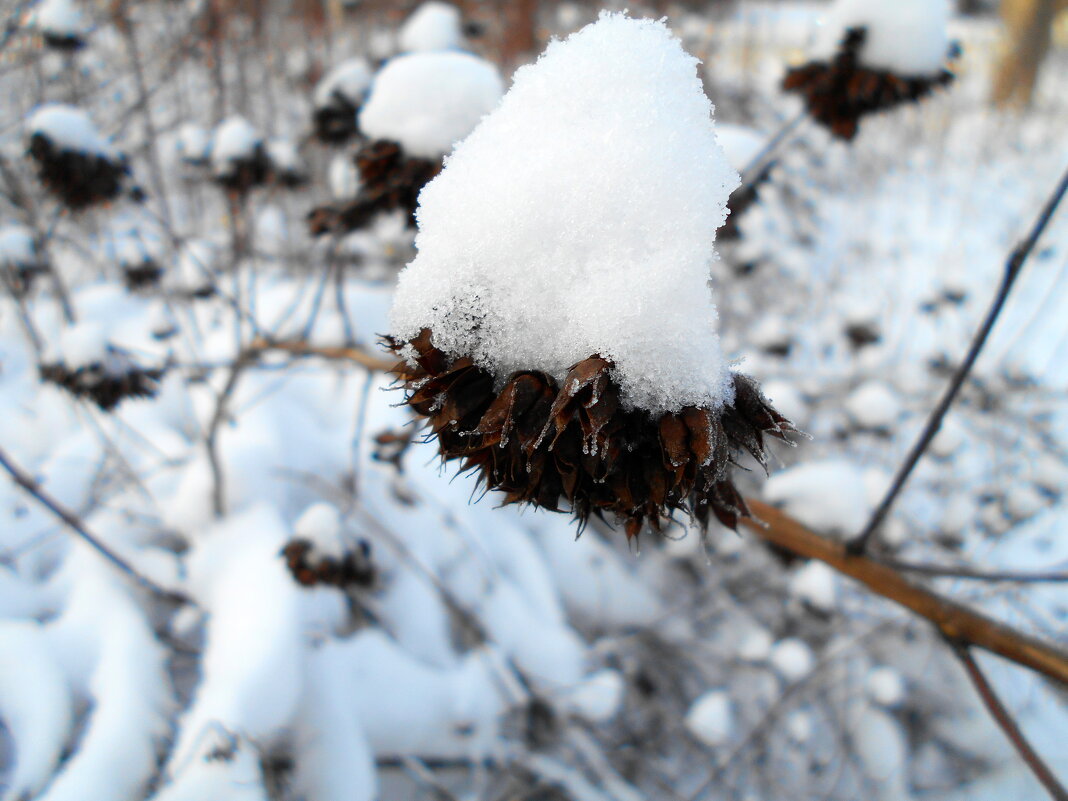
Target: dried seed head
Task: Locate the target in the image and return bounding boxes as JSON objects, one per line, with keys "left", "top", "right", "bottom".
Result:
{"left": 782, "top": 27, "right": 954, "bottom": 141}
{"left": 39, "top": 354, "right": 165, "bottom": 411}
{"left": 307, "top": 139, "right": 442, "bottom": 236}
{"left": 387, "top": 330, "right": 798, "bottom": 540}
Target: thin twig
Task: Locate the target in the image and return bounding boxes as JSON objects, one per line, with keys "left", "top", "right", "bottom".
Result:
{"left": 247, "top": 337, "right": 397, "bottom": 372}
{"left": 742, "top": 500, "right": 1068, "bottom": 688}
{"left": 206, "top": 352, "right": 256, "bottom": 518}
{"left": 737, "top": 109, "right": 807, "bottom": 187}
{"left": 948, "top": 640, "right": 1068, "bottom": 801}
{"left": 0, "top": 445, "right": 184, "bottom": 602}
{"left": 850, "top": 162, "right": 1068, "bottom": 554}
{"left": 874, "top": 557, "right": 1068, "bottom": 584}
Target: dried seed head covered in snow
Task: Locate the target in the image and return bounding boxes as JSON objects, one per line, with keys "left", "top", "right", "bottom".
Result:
{"left": 358, "top": 51, "right": 503, "bottom": 161}
{"left": 387, "top": 14, "right": 797, "bottom": 539}
{"left": 392, "top": 12, "right": 738, "bottom": 414}
{"left": 783, "top": 0, "right": 955, "bottom": 140}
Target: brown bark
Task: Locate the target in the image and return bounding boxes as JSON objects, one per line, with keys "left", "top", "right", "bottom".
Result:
{"left": 742, "top": 500, "right": 1068, "bottom": 688}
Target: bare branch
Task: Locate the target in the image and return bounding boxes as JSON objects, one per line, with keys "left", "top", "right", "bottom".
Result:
{"left": 246, "top": 337, "right": 398, "bottom": 372}
{"left": 742, "top": 500, "right": 1068, "bottom": 688}
{"left": 851, "top": 161, "right": 1068, "bottom": 553}
{"left": 0, "top": 445, "right": 186, "bottom": 603}
{"left": 874, "top": 557, "right": 1068, "bottom": 584}
{"left": 948, "top": 641, "right": 1068, "bottom": 801}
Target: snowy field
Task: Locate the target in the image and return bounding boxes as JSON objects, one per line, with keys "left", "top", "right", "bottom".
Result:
{"left": 0, "top": 1, "right": 1066, "bottom": 800}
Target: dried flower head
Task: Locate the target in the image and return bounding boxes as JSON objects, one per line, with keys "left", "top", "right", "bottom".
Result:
{"left": 26, "top": 105, "right": 128, "bottom": 210}
{"left": 387, "top": 331, "right": 797, "bottom": 539}
{"left": 307, "top": 139, "right": 441, "bottom": 235}
{"left": 384, "top": 14, "right": 800, "bottom": 539}
{"left": 39, "top": 350, "right": 164, "bottom": 411}
{"left": 783, "top": 26, "right": 955, "bottom": 141}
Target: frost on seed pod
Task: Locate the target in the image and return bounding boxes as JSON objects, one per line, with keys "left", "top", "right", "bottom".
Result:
{"left": 385, "top": 13, "right": 799, "bottom": 541}
{"left": 782, "top": 0, "right": 956, "bottom": 141}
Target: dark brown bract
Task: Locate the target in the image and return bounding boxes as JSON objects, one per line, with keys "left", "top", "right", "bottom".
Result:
{"left": 28, "top": 134, "right": 128, "bottom": 210}
{"left": 308, "top": 139, "right": 442, "bottom": 236}
{"left": 782, "top": 28, "right": 954, "bottom": 141}
{"left": 214, "top": 145, "right": 272, "bottom": 194}
{"left": 312, "top": 98, "right": 361, "bottom": 145}
{"left": 386, "top": 329, "right": 798, "bottom": 540}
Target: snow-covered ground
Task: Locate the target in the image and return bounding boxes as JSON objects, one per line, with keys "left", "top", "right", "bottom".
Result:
{"left": 0, "top": 1, "right": 1065, "bottom": 800}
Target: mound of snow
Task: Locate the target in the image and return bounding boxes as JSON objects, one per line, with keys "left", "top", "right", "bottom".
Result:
{"left": 398, "top": 2, "right": 464, "bottom": 53}
{"left": 390, "top": 13, "right": 740, "bottom": 413}
{"left": 26, "top": 104, "right": 113, "bottom": 157}
{"left": 764, "top": 459, "right": 869, "bottom": 535}
{"left": 359, "top": 51, "right": 503, "bottom": 159}
{"left": 815, "top": 0, "right": 951, "bottom": 76}
{"left": 685, "top": 690, "right": 733, "bottom": 746}
{"left": 314, "top": 58, "right": 373, "bottom": 108}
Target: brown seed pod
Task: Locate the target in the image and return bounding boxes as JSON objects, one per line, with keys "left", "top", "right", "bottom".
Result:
{"left": 386, "top": 329, "right": 799, "bottom": 540}
{"left": 307, "top": 139, "right": 442, "bottom": 236}
{"left": 782, "top": 27, "right": 955, "bottom": 141}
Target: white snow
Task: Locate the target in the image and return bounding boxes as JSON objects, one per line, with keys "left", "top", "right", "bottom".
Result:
{"left": 0, "top": 225, "right": 40, "bottom": 268}
{"left": 560, "top": 669, "right": 625, "bottom": 723}
{"left": 788, "top": 560, "right": 836, "bottom": 612}
{"left": 328, "top": 152, "right": 360, "bottom": 200}
{"left": 685, "top": 690, "right": 733, "bottom": 746}
{"left": 763, "top": 459, "right": 870, "bottom": 536}
{"left": 866, "top": 666, "right": 906, "bottom": 707}
{"left": 398, "top": 2, "right": 464, "bottom": 53}
{"left": 32, "top": 0, "right": 86, "bottom": 40}
{"left": 211, "top": 116, "right": 262, "bottom": 175}
{"left": 390, "top": 13, "right": 740, "bottom": 413}
{"left": 814, "top": 0, "right": 951, "bottom": 76}
{"left": 359, "top": 50, "right": 503, "bottom": 159}
{"left": 314, "top": 57, "right": 373, "bottom": 107}
{"left": 27, "top": 104, "right": 113, "bottom": 156}
{"left": 930, "top": 415, "right": 967, "bottom": 458}
{"left": 844, "top": 380, "right": 903, "bottom": 429}
{"left": 0, "top": 621, "right": 73, "bottom": 801}
{"left": 737, "top": 626, "right": 774, "bottom": 662}
{"left": 175, "top": 122, "right": 211, "bottom": 165}
{"left": 769, "top": 637, "right": 815, "bottom": 681}
{"left": 716, "top": 122, "right": 767, "bottom": 174}
{"left": 265, "top": 138, "right": 304, "bottom": 176}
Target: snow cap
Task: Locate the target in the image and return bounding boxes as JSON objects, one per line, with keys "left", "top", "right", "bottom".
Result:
{"left": 26, "top": 104, "right": 113, "bottom": 157}
{"left": 390, "top": 12, "right": 740, "bottom": 413}
{"left": 358, "top": 51, "right": 503, "bottom": 160}
{"left": 816, "top": 0, "right": 951, "bottom": 76}
{"left": 314, "top": 58, "right": 373, "bottom": 108}
{"left": 211, "top": 116, "right": 261, "bottom": 172}
{"left": 398, "top": 2, "right": 464, "bottom": 53}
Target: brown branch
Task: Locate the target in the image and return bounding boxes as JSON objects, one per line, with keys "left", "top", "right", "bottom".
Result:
{"left": 0, "top": 446, "right": 186, "bottom": 603}
{"left": 741, "top": 500, "right": 1068, "bottom": 688}
{"left": 949, "top": 641, "right": 1068, "bottom": 801}
{"left": 247, "top": 337, "right": 397, "bottom": 372}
